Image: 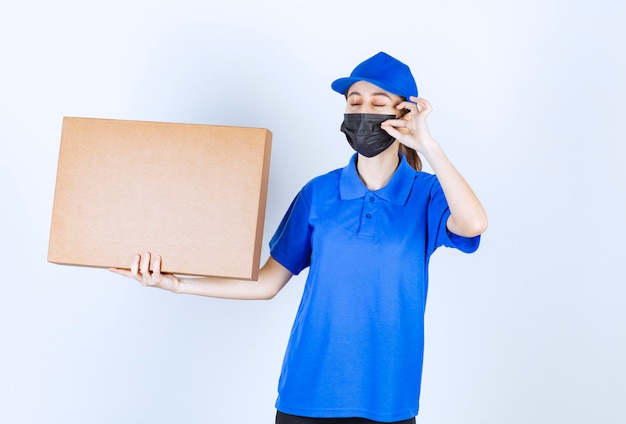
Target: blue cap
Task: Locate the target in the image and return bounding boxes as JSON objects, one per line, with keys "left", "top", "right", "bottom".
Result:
{"left": 331, "top": 52, "right": 418, "bottom": 100}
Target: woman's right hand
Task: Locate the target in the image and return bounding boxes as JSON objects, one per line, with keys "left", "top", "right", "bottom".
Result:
{"left": 109, "top": 252, "right": 181, "bottom": 293}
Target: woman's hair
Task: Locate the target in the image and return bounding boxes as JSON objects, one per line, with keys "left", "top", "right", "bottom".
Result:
{"left": 398, "top": 103, "right": 422, "bottom": 171}
{"left": 400, "top": 144, "right": 422, "bottom": 171}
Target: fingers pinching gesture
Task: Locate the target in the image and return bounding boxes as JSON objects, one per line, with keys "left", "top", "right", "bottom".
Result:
{"left": 381, "top": 96, "right": 436, "bottom": 153}
{"left": 109, "top": 252, "right": 181, "bottom": 293}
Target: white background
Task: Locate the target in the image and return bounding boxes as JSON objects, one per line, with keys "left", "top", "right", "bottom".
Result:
{"left": 1, "top": 1, "right": 625, "bottom": 423}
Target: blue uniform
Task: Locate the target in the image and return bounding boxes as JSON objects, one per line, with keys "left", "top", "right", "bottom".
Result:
{"left": 270, "top": 153, "right": 480, "bottom": 422}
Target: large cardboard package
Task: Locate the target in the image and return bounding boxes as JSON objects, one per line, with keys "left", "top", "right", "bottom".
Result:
{"left": 48, "top": 117, "right": 272, "bottom": 279}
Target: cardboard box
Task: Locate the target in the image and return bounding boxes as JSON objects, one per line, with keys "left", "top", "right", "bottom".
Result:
{"left": 48, "top": 117, "right": 272, "bottom": 279}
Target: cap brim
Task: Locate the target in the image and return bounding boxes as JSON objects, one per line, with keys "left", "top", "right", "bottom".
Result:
{"left": 331, "top": 77, "right": 412, "bottom": 101}
{"left": 331, "top": 77, "right": 362, "bottom": 96}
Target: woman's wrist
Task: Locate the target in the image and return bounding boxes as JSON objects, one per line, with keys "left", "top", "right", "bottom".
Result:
{"left": 173, "top": 276, "right": 185, "bottom": 294}
{"left": 416, "top": 137, "right": 441, "bottom": 161}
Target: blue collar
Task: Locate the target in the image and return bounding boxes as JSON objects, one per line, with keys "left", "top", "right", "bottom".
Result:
{"left": 339, "top": 153, "right": 415, "bottom": 205}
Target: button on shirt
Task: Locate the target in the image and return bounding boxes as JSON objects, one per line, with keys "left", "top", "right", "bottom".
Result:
{"left": 269, "top": 153, "right": 480, "bottom": 422}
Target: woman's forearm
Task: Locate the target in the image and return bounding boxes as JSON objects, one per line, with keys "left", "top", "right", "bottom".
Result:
{"left": 110, "top": 254, "right": 293, "bottom": 300}
{"left": 178, "top": 256, "right": 293, "bottom": 300}
{"left": 421, "top": 140, "right": 488, "bottom": 237}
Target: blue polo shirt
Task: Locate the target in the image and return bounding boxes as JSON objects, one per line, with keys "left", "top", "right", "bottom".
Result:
{"left": 269, "top": 153, "right": 480, "bottom": 422}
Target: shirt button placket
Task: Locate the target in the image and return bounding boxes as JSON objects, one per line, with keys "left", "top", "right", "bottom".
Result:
{"left": 358, "top": 194, "right": 377, "bottom": 238}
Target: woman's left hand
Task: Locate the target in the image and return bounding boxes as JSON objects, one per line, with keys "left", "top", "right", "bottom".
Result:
{"left": 381, "top": 96, "right": 435, "bottom": 153}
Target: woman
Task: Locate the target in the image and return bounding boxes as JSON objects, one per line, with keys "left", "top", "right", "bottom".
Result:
{"left": 111, "top": 51, "right": 488, "bottom": 423}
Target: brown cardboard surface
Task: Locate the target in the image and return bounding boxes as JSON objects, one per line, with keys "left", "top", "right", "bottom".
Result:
{"left": 48, "top": 117, "right": 272, "bottom": 279}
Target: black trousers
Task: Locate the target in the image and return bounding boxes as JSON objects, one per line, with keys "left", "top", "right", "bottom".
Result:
{"left": 276, "top": 411, "right": 416, "bottom": 424}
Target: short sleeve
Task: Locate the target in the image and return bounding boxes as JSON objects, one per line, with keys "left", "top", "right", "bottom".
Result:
{"left": 446, "top": 226, "right": 480, "bottom": 253}
{"left": 427, "top": 179, "right": 481, "bottom": 255}
{"left": 269, "top": 189, "right": 313, "bottom": 275}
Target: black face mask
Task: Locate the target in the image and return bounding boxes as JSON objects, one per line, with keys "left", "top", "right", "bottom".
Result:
{"left": 340, "top": 113, "right": 396, "bottom": 158}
